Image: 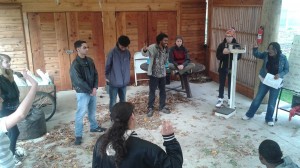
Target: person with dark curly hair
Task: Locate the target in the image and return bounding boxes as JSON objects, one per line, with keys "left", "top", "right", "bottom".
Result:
{"left": 105, "top": 35, "right": 131, "bottom": 115}
{"left": 141, "top": 33, "right": 171, "bottom": 117}
{"left": 92, "top": 102, "right": 183, "bottom": 168}
{"left": 242, "top": 42, "right": 289, "bottom": 126}
{"left": 259, "top": 139, "right": 299, "bottom": 168}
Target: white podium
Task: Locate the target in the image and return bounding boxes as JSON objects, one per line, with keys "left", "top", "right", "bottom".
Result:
{"left": 215, "top": 45, "right": 246, "bottom": 118}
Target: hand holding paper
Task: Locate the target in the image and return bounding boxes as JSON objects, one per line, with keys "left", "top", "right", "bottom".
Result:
{"left": 263, "top": 73, "right": 283, "bottom": 89}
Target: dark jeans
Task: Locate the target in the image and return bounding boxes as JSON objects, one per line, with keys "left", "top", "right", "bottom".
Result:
{"left": 108, "top": 85, "right": 127, "bottom": 113}
{"left": 218, "top": 70, "right": 231, "bottom": 99}
{"left": 0, "top": 107, "right": 20, "bottom": 155}
{"left": 148, "top": 76, "right": 166, "bottom": 110}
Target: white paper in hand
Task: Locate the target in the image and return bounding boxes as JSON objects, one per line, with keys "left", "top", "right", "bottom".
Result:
{"left": 263, "top": 73, "right": 283, "bottom": 89}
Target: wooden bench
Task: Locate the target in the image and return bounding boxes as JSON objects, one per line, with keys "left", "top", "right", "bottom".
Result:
{"left": 140, "top": 63, "right": 205, "bottom": 98}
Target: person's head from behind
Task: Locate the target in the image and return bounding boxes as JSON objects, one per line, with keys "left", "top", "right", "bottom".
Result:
{"left": 0, "top": 54, "right": 12, "bottom": 70}
{"left": 175, "top": 35, "right": 183, "bottom": 48}
{"left": 259, "top": 139, "right": 283, "bottom": 167}
{"left": 267, "top": 42, "right": 282, "bottom": 57}
{"left": 156, "top": 32, "right": 168, "bottom": 48}
{"left": 100, "top": 102, "right": 135, "bottom": 166}
{"left": 117, "top": 35, "right": 130, "bottom": 51}
{"left": 225, "top": 27, "right": 236, "bottom": 44}
{"left": 74, "top": 40, "right": 88, "bottom": 57}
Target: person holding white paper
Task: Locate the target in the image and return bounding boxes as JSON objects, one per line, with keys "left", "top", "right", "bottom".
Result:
{"left": 242, "top": 42, "right": 289, "bottom": 126}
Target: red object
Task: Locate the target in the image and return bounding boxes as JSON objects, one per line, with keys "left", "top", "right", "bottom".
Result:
{"left": 289, "top": 105, "right": 300, "bottom": 121}
{"left": 257, "top": 26, "right": 264, "bottom": 44}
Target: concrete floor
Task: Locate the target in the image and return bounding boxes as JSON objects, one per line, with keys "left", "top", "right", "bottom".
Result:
{"left": 20, "top": 81, "right": 300, "bottom": 168}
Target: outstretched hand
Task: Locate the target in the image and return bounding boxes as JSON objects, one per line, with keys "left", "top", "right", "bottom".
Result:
{"left": 22, "top": 70, "right": 37, "bottom": 87}
{"left": 160, "top": 120, "right": 174, "bottom": 135}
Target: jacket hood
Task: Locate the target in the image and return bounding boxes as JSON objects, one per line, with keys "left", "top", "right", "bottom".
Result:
{"left": 0, "top": 68, "right": 14, "bottom": 82}
{"left": 276, "top": 156, "right": 300, "bottom": 168}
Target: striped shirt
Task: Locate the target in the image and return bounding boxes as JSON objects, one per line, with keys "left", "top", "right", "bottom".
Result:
{"left": 0, "top": 117, "right": 15, "bottom": 168}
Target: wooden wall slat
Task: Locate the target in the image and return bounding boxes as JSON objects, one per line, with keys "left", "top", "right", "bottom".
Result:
{"left": 54, "top": 12, "right": 72, "bottom": 90}
{"left": 28, "top": 13, "right": 45, "bottom": 72}
{"left": 0, "top": 7, "right": 27, "bottom": 71}
{"left": 180, "top": 1, "right": 206, "bottom": 65}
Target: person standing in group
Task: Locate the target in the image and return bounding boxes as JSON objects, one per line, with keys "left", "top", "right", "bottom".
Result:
{"left": 168, "top": 35, "right": 195, "bottom": 75}
{"left": 242, "top": 42, "right": 289, "bottom": 126}
{"left": 105, "top": 35, "right": 131, "bottom": 116}
{"left": 1, "top": 70, "right": 38, "bottom": 168}
{"left": 92, "top": 102, "right": 183, "bottom": 168}
{"left": 0, "top": 54, "right": 26, "bottom": 165}
{"left": 141, "top": 33, "right": 171, "bottom": 117}
{"left": 215, "top": 27, "right": 242, "bottom": 107}
{"left": 70, "top": 40, "right": 106, "bottom": 145}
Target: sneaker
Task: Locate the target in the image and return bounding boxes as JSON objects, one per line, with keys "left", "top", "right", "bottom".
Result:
{"left": 147, "top": 108, "right": 154, "bottom": 117}
{"left": 15, "top": 147, "right": 26, "bottom": 158}
{"left": 90, "top": 126, "right": 107, "bottom": 133}
{"left": 242, "top": 115, "right": 251, "bottom": 120}
{"left": 14, "top": 155, "right": 22, "bottom": 166}
{"left": 160, "top": 107, "right": 171, "bottom": 114}
{"left": 74, "top": 137, "right": 82, "bottom": 145}
{"left": 267, "top": 121, "right": 274, "bottom": 126}
{"left": 215, "top": 98, "right": 223, "bottom": 107}
{"left": 227, "top": 99, "right": 230, "bottom": 106}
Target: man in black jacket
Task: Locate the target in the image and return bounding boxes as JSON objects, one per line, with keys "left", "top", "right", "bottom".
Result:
{"left": 70, "top": 40, "right": 106, "bottom": 145}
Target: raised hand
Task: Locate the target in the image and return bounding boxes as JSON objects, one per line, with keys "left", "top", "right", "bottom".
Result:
{"left": 160, "top": 120, "right": 174, "bottom": 135}
{"left": 22, "top": 70, "right": 37, "bottom": 86}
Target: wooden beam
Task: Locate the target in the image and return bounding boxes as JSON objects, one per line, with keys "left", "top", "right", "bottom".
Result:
{"left": 21, "top": 2, "right": 178, "bottom": 12}
{"left": 102, "top": 11, "right": 116, "bottom": 59}
{"left": 22, "top": 11, "right": 32, "bottom": 71}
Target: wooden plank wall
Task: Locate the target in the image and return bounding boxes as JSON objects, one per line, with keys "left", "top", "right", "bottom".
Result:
{"left": 180, "top": 1, "right": 206, "bottom": 65}
{"left": 208, "top": 0, "right": 263, "bottom": 98}
{"left": 0, "top": 0, "right": 206, "bottom": 91}
{"left": 0, "top": 4, "right": 27, "bottom": 71}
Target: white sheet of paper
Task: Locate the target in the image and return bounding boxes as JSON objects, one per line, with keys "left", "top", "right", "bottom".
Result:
{"left": 263, "top": 73, "right": 283, "bottom": 89}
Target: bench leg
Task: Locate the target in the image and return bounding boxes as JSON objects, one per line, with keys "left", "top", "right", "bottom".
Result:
{"left": 179, "top": 75, "right": 185, "bottom": 89}
{"left": 182, "top": 74, "right": 192, "bottom": 98}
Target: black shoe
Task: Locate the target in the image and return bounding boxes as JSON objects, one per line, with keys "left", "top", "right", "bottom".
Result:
{"left": 147, "top": 108, "right": 154, "bottom": 117}
{"left": 160, "top": 107, "right": 171, "bottom": 114}
{"left": 74, "top": 137, "right": 82, "bottom": 145}
{"left": 90, "top": 126, "right": 107, "bottom": 133}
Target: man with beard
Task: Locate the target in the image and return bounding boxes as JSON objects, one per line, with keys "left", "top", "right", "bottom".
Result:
{"left": 142, "top": 33, "right": 171, "bottom": 117}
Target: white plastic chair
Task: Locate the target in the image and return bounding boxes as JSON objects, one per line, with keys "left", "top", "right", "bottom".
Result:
{"left": 134, "top": 52, "right": 149, "bottom": 86}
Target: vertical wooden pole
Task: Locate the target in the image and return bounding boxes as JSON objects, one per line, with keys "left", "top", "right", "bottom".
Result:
{"left": 254, "top": 0, "right": 282, "bottom": 103}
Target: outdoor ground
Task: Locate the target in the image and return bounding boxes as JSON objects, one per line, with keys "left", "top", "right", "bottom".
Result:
{"left": 18, "top": 81, "right": 300, "bottom": 168}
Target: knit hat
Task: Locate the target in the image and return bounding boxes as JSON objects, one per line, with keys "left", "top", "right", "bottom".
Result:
{"left": 111, "top": 102, "right": 134, "bottom": 122}
{"left": 225, "top": 27, "right": 236, "bottom": 38}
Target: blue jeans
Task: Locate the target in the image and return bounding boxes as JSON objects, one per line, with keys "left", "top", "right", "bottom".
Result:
{"left": 109, "top": 85, "right": 127, "bottom": 112}
{"left": 75, "top": 93, "right": 99, "bottom": 137}
{"left": 245, "top": 82, "right": 280, "bottom": 122}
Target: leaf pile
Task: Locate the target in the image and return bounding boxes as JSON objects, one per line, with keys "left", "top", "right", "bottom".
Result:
{"left": 127, "top": 91, "right": 192, "bottom": 130}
